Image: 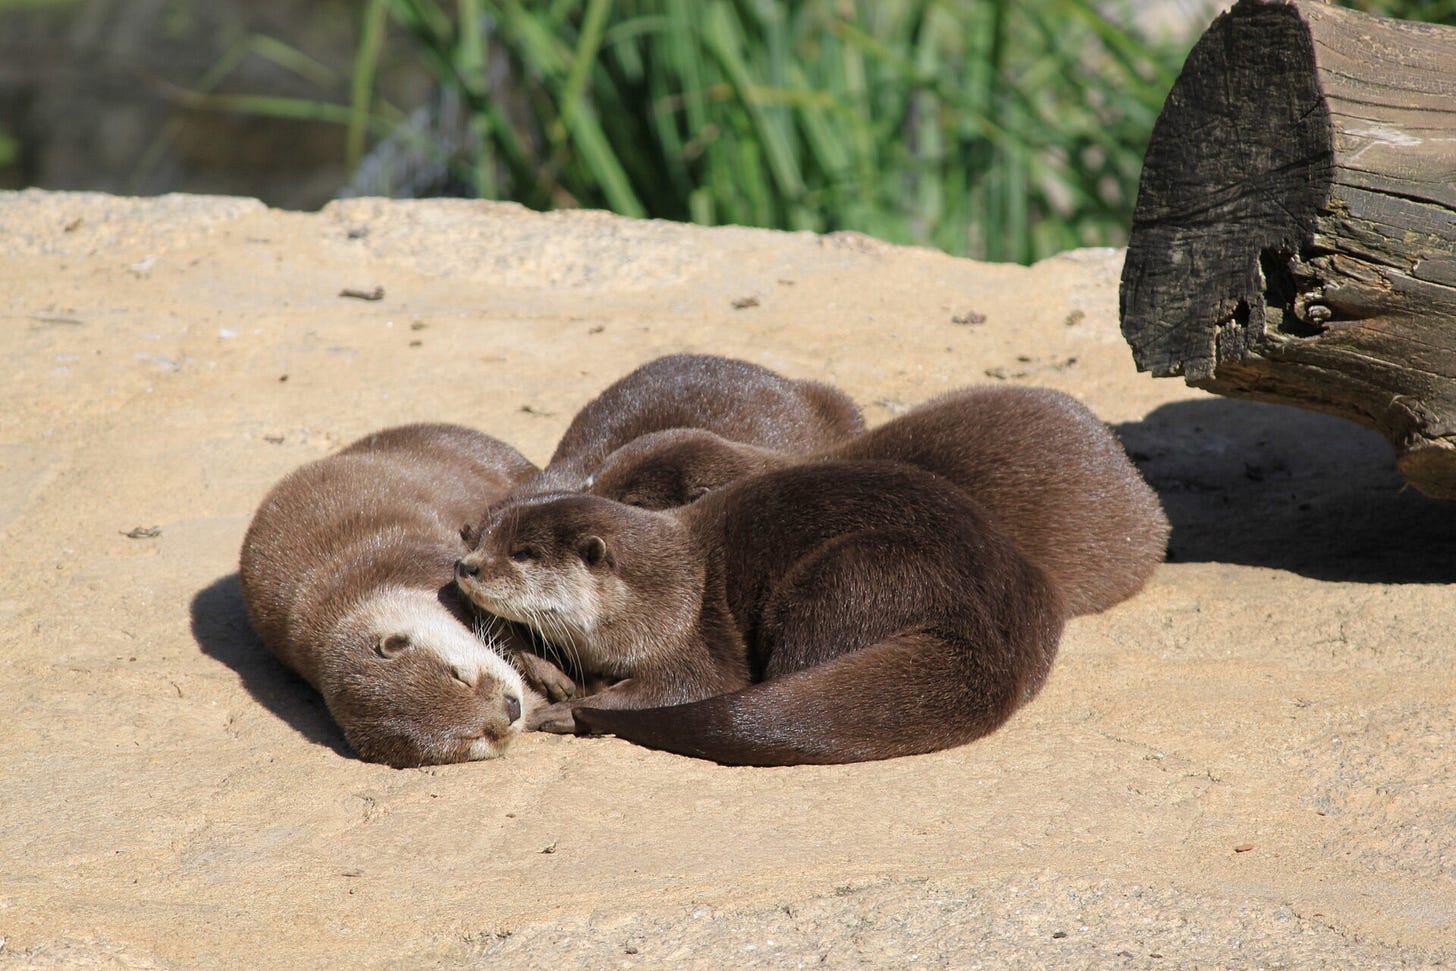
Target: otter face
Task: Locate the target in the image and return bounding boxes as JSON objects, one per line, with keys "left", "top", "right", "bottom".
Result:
{"left": 329, "top": 589, "right": 530, "bottom": 768}
{"left": 455, "top": 494, "right": 676, "bottom": 675}
{"left": 454, "top": 497, "right": 616, "bottom": 662}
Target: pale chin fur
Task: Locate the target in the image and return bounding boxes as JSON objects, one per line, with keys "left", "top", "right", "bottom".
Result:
{"left": 459, "top": 583, "right": 528, "bottom": 624}
{"left": 361, "top": 586, "right": 529, "bottom": 731}
{"left": 468, "top": 569, "right": 601, "bottom": 659}
{"left": 476, "top": 570, "right": 655, "bottom": 675}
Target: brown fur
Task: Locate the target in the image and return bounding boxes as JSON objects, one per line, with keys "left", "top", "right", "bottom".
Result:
{"left": 588, "top": 385, "right": 1169, "bottom": 616}
{"left": 457, "top": 460, "right": 1065, "bottom": 765}
{"left": 456, "top": 490, "right": 707, "bottom": 685}
{"left": 239, "top": 423, "right": 544, "bottom": 768}
{"left": 523, "top": 353, "right": 864, "bottom": 494}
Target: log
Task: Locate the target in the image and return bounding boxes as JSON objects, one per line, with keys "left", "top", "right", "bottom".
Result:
{"left": 1120, "top": 0, "right": 1456, "bottom": 499}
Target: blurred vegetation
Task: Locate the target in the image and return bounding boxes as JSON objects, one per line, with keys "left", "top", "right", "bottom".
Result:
{"left": 161, "top": 0, "right": 1456, "bottom": 261}
{"left": 1349, "top": 0, "right": 1456, "bottom": 21}
{"left": 0, "top": 127, "right": 18, "bottom": 168}
{"left": 332, "top": 0, "right": 1190, "bottom": 262}
{"left": 6, "top": 0, "right": 1453, "bottom": 255}
{"left": 327, "top": 0, "right": 1200, "bottom": 263}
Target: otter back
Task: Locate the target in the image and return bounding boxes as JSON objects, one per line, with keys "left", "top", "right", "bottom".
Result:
{"left": 589, "top": 385, "right": 1169, "bottom": 616}
{"left": 531, "top": 353, "right": 863, "bottom": 492}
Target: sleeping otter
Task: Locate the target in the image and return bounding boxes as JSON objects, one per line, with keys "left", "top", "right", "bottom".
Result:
{"left": 239, "top": 423, "right": 548, "bottom": 767}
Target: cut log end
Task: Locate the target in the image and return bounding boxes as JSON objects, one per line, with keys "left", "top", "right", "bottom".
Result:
{"left": 1121, "top": 0, "right": 1456, "bottom": 499}
{"left": 1119, "top": 0, "right": 1331, "bottom": 382}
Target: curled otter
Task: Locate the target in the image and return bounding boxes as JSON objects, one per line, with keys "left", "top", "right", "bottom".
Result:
{"left": 456, "top": 460, "right": 1064, "bottom": 766}
{"left": 239, "top": 423, "right": 544, "bottom": 767}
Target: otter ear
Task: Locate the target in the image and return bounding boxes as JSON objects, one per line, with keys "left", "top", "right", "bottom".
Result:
{"left": 375, "top": 633, "right": 411, "bottom": 658}
{"left": 580, "top": 535, "right": 609, "bottom": 567}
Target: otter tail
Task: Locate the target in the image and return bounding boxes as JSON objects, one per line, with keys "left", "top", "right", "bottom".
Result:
{"left": 573, "top": 629, "right": 1055, "bottom": 766}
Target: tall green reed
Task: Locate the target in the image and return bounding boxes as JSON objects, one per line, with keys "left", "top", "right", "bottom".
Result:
{"left": 341, "top": 0, "right": 1187, "bottom": 262}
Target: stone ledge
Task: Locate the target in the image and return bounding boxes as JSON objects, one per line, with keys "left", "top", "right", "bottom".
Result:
{"left": 1, "top": 191, "right": 1450, "bottom": 969}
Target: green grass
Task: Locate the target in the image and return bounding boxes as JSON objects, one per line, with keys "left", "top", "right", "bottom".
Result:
{"left": 1348, "top": 0, "right": 1456, "bottom": 21}
{"left": 338, "top": 0, "right": 1187, "bottom": 262}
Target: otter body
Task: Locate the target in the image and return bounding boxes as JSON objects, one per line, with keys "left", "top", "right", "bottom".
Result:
{"left": 240, "top": 423, "right": 543, "bottom": 767}
{"left": 588, "top": 385, "right": 1168, "bottom": 616}
{"left": 457, "top": 460, "right": 1064, "bottom": 765}
{"left": 527, "top": 353, "right": 863, "bottom": 494}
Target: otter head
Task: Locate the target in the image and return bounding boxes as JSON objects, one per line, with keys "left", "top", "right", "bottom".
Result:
{"left": 455, "top": 492, "right": 698, "bottom": 676}
{"left": 587, "top": 429, "right": 768, "bottom": 510}
{"left": 326, "top": 588, "right": 530, "bottom": 768}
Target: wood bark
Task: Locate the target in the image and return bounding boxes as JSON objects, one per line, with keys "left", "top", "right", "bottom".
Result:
{"left": 1120, "top": 0, "right": 1456, "bottom": 499}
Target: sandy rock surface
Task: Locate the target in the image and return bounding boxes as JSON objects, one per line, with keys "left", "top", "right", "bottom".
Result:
{"left": 1, "top": 190, "right": 1451, "bottom": 969}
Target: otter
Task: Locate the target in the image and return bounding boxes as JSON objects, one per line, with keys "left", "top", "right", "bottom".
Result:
{"left": 239, "top": 423, "right": 553, "bottom": 768}
{"left": 522, "top": 353, "right": 864, "bottom": 494}
{"left": 587, "top": 385, "right": 1169, "bottom": 617}
{"left": 455, "top": 460, "right": 1065, "bottom": 765}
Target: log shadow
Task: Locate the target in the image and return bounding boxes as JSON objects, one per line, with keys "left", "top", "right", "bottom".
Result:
{"left": 190, "top": 573, "right": 352, "bottom": 759}
{"left": 1115, "top": 397, "right": 1456, "bottom": 584}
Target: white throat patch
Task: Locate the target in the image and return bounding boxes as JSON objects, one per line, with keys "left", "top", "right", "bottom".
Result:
{"left": 359, "top": 587, "right": 525, "bottom": 695}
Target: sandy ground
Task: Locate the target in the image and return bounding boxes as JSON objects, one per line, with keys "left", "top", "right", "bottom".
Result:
{"left": 1, "top": 190, "right": 1452, "bottom": 970}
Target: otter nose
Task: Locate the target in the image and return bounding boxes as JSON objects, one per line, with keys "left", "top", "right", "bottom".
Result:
{"left": 454, "top": 558, "right": 479, "bottom": 580}
{"left": 504, "top": 693, "right": 522, "bottom": 724}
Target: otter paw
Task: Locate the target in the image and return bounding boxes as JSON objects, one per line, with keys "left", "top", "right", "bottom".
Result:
{"left": 526, "top": 699, "right": 578, "bottom": 734}
{"left": 513, "top": 652, "right": 577, "bottom": 703}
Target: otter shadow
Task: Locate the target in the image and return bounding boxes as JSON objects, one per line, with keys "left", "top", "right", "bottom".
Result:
{"left": 190, "top": 573, "right": 352, "bottom": 759}
{"left": 1115, "top": 397, "right": 1456, "bottom": 584}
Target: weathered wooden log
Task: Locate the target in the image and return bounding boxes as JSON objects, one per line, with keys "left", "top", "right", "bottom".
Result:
{"left": 1120, "top": 0, "right": 1456, "bottom": 499}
